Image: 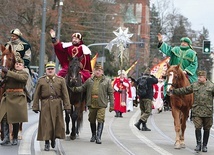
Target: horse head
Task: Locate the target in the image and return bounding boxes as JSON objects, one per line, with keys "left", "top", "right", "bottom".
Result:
{"left": 67, "top": 56, "right": 81, "bottom": 86}
{"left": 0, "top": 44, "right": 16, "bottom": 70}
{"left": 166, "top": 65, "right": 189, "bottom": 92}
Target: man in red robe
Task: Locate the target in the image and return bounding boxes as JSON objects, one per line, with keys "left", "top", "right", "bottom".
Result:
{"left": 50, "top": 29, "right": 92, "bottom": 82}
{"left": 113, "top": 70, "right": 132, "bottom": 117}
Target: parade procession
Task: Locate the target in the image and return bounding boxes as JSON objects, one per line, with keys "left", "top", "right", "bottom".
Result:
{"left": 0, "top": 0, "right": 214, "bottom": 155}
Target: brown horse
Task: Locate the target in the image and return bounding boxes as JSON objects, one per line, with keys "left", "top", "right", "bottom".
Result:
{"left": 0, "top": 45, "right": 16, "bottom": 140}
{"left": 65, "top": 57, "right": 85, "bottom": 140}
{"left": 166, "top": 65, "right": 193, "bottom": 149}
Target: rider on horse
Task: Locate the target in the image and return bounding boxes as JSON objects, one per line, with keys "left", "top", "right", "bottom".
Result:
{"left": 50, "top": 29, "right": 92, "bottom": 82}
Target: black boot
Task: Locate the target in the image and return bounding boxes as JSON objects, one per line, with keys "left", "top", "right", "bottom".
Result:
{"left": 119, "top": 112, "right": 123, "bottom": 118}
{"left": 51, "top": 138, "right": 56, "bottom": 148}
{"left": 134, "top": 119, "right": 143, "bottom": 130}
{"left": 96, "top": 122, "right": 104, "bottom": 144}
{"left": 0, "top": 121, "right": 10, "bottom": 145}
{"left": 115, "top": 111, "right": 119, "bottom": 117}
{"left": 142, "top": 122, "right": 151, "bottom": 131}
{"left": 11, "top": 123, "right": 19, "bottom": 145}
{"left": 90, "top": 123, "right": 96, "bottom": 142}
{"left": 194, "top": 129, "right": 201, "bottom": 152}
{"left": 202, "top": 130, "right": 210, "bottom": 152}
{"left": 44, "top": 140, "right": 50, "bottom": 151}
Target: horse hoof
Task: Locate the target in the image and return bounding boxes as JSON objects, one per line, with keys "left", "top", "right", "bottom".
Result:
{"left": 70, "top": 134, "right": 76, "bottom": 140}
{"left": 174, "top": 141, "right": 181, "bottom": 149}
{"left": 66, "top": 131, "right": 70, "bottom": 135}
{"left": 180, "top": 143, "right": 186, "bottom": 148}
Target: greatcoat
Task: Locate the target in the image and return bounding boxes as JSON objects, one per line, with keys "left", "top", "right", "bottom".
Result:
{"left": 0, "top": 70, "right": 28, "bottom": 123}
{"left": 32, "top": 75, "right": 71, "bottom": 141}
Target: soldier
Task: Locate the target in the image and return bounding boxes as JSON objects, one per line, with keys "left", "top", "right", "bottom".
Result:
{"left": 72, "top": 63, "right": 114, "bottom": 144}
{"left": 170, "top": 70, "right": 214, "bottom": 152}
{"left": 32, "top": 61, "right": 71, "bottom": 151}
{"left": 0, "top": 58, "right": 28, "bottom": 146}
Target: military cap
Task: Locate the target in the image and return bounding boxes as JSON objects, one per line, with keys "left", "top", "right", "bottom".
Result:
{"left": 198, "top": 70, "right": 207, "bottom": 76}
{"left": 180, "top": 37, "right": 192, "bottom": 45}
{"left": 94, "top": 63, "right": 103, "bottom": 70}
{"left": 46, "top": 61, "right": 55, "bottom": 69}
{"left": 10, "top": 28, "right": 22, "bottom": 37}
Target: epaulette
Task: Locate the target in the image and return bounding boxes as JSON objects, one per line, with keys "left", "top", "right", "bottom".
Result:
{"left": 38, "top": 75, "right": 46, "bottom": 80}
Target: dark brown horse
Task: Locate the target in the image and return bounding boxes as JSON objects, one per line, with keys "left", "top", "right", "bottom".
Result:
{"left": 65, "top": 57, "right": 85, "bottom": 140}
{"left": 0, "top": 45, "right": 16, "bottom": 140}
{"left": 166, "top": 65, "right": 193, "bottom": 149}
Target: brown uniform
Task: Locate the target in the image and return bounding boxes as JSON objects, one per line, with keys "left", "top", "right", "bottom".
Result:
{"left": 32, "top": 75, "right": 71, "bottom": 141}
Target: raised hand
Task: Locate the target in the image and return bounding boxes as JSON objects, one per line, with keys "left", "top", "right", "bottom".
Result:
{"left": 157, "top": 33, "right": 163, "bottom": 43}
{"left": 50, "top": 29, "right": 56, "bottom": 38}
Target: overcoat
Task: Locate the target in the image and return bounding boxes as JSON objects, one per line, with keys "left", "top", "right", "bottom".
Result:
{"left": 0, "top": 70, "right": 28, "bottom": 124}
{"left": 32, "top": 75, "right": 71, "bottom": 141}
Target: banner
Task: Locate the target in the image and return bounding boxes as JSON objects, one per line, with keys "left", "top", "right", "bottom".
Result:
{"left": 151, "top": 57, "right": 170, "bottom": 79}
{"left": 125, "top": 60, "right": 138, "bottom": 74}
{"left": 90, "top": 53, "right": 98, "bottom": 71}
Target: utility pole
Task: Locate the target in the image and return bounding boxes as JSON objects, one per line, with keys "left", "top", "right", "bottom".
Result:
{"left": 38, "top": 0, "right": 47, "bottom": 77}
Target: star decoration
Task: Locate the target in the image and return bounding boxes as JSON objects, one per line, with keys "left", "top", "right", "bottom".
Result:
{"left": 105, "top": 27, "right": 133, "bottom": 52}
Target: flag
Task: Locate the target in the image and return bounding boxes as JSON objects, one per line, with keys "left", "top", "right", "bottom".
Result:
{"left": 125, "top": 60, "right": 138, "bottom": 74}
{"left": 151, "top": 57, "right": 170, "bottom": 79}
{"left": 90, "top": 53, "right": 98, "bottom": 71}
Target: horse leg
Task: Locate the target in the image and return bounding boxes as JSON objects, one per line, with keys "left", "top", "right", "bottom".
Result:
{"left": 180, "top": 110, "right": 189, "bottom": 148}
{"left": 0, "top": 121, "right": 4, "bottom": 140}
{"left": 9, "top": 124, "right": 13, "bottom": 141}
{"left": 171, "top": 107, "right": 181, "bottom": 149}
{"left": 70, "top": 110, "right": 78, "bottom": 140}
{"left": 65, "top": 110, "right": 70, "bottom": 135}
{"left": 18, "top": 122, "right": 23, "bottom": 140}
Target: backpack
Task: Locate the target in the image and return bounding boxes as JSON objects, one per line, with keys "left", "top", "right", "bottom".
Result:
{"left": 137, "top": 77, "right": 148, "bottom": 97}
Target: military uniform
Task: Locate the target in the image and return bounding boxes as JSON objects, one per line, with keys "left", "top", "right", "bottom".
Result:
{"left": 32, "top": 61, "right": 71, "bottom": 151}
{"left": 0, "top": 59, "right": 28, "bottom": 145}
{"left": 74, "top": 64, "right": 114, "bottom": 144}
{"left": 172, "top": 71, "right": 214, "bottom": 152}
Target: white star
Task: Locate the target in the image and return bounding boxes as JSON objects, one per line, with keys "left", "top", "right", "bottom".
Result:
{"left": 105, "top": 27, "right": 133, "bottom": 51}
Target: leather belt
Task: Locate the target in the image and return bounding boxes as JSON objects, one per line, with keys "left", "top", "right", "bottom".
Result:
{"left": 92, "top": 95, "right": 99, "bottom": 98}
{"left": 42, "top": 96, "right": 60, "bottom": 100}
{"left": 6, "top": 89, "right": 23, "bottom": 92}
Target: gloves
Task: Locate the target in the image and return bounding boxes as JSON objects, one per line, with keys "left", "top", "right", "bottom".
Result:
{"left": 66, "top": 109, "right": 71, "bottom": 114}
{"left": 2, "top": 67, "right": 8, "bottom": 73}
{"left": 109, "top": 106, "right": 114, "bottom": 112}
{"left": 117, "top": 90, "right": 122, "bottom": 93}
{"left": 33, "top": 110, "right": 39, "bottom": 113}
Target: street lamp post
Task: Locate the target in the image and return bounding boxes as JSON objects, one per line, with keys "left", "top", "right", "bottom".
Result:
{"left": 55, "top": 0, "right": 63, "bottom": 72}
{"left": 38, "top": 0, "right": 47, "bottom": 77}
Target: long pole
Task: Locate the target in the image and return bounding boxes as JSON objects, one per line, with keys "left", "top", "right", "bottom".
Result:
{"left": 55, "top": 0, "right": 63, "bottom": 72}
{"left": 38, "top": 0, "right": 47, "bottom": 77}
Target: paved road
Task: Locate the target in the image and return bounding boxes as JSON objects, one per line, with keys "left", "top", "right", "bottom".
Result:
{"left": 2, "top": 107, "right": 214, "bottom": 155}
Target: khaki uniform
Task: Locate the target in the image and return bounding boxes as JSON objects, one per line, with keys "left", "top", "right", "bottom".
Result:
{"left": 0, "top": 70, "right": 28, "bottom": 123}
{"left": 32, "top": 75, "right": 71, "bottom": 141}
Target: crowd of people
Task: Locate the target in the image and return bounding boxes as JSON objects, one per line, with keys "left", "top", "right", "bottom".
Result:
{"left": 0, "top": 28, "right": 213, "bottom": 153}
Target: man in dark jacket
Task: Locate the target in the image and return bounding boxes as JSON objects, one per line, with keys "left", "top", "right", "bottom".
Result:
{"left": 134, "top": 68, "right": 158, "bottom": 131}
{"left": 170, "top": 70, "right": 214, "bottom": 152}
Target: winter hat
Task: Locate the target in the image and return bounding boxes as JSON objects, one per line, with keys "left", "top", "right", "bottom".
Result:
{"left": 118, "top": 70, "right": 126, "bottom": 76}
{"left": 10, "top": 28, "right": 22, "bottom": 37}
{"left": 198, "top": 70, "right": 207, "bottom": 76}
{"left": 94, "top": 63, "right": 103, "bottom": 70}
{"left": 180, "top": 37, "right": 192, "bottom": 45}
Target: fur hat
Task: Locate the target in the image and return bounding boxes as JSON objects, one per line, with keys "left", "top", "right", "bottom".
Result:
{"left": 198, "top": 70, "right": 207, "bottom": 76}
{"left": 72, "top": 32, "right": 82, "bottom": 40}
{"left": 118, "top": 70, "right": 126, "bottom": 76}
{"left": 16, "top": 58, "right": 24, "bottom": 64}
{"left": 46, "top": 61, "right": 55, "bottom": 69}
{"left": 10, "top": 28, "right": 22, "bottom": 37}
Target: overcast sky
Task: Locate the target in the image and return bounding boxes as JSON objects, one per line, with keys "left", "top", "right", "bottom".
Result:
{"left": 151, "top": 0, "right": 214, "bottom": 47}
